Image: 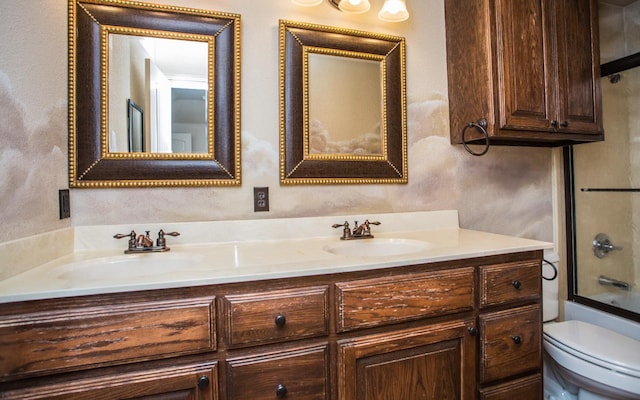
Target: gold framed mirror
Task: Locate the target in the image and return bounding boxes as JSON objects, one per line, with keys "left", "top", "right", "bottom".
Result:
{"left": 69, "top": 0, "right": 241, "bottom": 187}
{"left": 279, "top": 20, "right": 407, "bottom": 184}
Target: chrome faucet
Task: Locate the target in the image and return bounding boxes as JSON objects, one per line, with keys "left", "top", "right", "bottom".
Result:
{"left": 332, "top": 219, "right": 381, "bottom": 240}
{"left": 114, "top": 229, "right": 180, "bottom": 253}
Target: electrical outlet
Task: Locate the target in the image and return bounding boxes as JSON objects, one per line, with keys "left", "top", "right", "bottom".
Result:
{"left": 253, "top": 187, "right": 269, "bottom": 212}
{"left": 59, "top": 189, "right": 70, "bottom": 219}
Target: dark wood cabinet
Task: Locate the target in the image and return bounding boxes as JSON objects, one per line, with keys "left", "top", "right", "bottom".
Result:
{"left": 477, "top": 259, "right": 543, "bottom": 397}
{"left": 445, "top": 0, "right": 603, "bottom": 146}
{"left": 337, "top": 320, "right": 475, "bottom": 400}
{"left": 479, "top": 374, "right": 543, "bottom": 400}
{"left": 0, "top": 251, "right": 543, "bottom": 399}
{"left": 226, "top": 344, "right": 328, "bottom": 399}
{"left": 0, "top": 361, "right": 218, "bottom": 400}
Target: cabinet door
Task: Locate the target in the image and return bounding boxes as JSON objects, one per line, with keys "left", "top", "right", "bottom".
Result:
{"left": 337, "top": 319, "right": 475, "bottom": 400}
{"left": 554, "top": 0, "right": 603, "bottom": 134}
{"left": 495, "top": 0, "right": 555, "bottom": 131}
{"left": 0, "top": 362, "right": 217, "bottom": 400}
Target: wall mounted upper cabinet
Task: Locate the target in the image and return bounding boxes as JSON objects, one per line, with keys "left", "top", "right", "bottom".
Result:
{"left": 445, "top": 0, "right": 604, "bottom": 148}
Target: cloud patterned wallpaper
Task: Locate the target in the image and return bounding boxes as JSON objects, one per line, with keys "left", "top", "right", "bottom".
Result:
{"left": 0, "top": 0, "right": 554, "bottom": 245}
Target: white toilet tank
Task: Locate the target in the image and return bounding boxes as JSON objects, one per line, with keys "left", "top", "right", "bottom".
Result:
{"left": 542, "top": 250, "right": 560, "bottom": 322}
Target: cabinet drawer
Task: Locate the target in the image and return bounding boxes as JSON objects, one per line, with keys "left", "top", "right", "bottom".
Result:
{"left": 0, "top": 361, "right": 218, "bottom": 400}
{"left": 222, "top": 286, "right": 328, "bottom": 347}
{"left": 479, "top": 260, "right": 540, "bottom": 308}
{"left": 226, "top": 344, "right": 328, "bottom": 399}
{"left": 336, "top": 268, "right": 474, "bottom": 332}
{"left": 479, "top": 304, "right": 541, "bottom": 383}
{"left": 0, "top": 298, "right": 216, "bottom": 379}
{"left": 479, "top": 373, "right": 542, "bottom": 400}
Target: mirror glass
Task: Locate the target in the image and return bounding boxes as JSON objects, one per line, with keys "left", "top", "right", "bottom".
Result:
{"left": 69, "top": 0, "right": 240, "bottom": 187}
{"left": 279, "top": 20, "right": 407, "bottom": 184}
{"left": 308, "top": 53, "right": 383, "bottom": 156}
{"left": 108, "top": 34, "right": 209, "bottom": 154}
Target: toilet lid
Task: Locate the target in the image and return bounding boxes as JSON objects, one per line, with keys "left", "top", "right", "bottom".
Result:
{"left": 544, "top": 320, "right": 640, "bottom": 375}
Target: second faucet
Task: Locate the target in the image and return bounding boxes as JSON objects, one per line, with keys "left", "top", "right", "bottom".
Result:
{"left": 332, "top": 220, "right": 381, "bottom": 240}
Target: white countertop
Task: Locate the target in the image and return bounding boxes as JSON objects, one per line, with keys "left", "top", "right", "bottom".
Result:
{"left": 0, "top": 211, "right": 552, "bottom": 303}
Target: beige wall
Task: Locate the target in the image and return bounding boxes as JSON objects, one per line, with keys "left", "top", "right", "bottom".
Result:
{"left": 0, "top": 0, "right": 555, "bottom": 246}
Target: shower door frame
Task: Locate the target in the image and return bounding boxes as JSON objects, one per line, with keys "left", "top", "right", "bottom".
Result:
{"left": 564, "top": 51, "right": 640, "bottom": 323}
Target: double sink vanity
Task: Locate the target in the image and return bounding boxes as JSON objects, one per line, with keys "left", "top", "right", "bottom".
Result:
{"left": 0, "top": 211, "right": 550, "bottom": 399}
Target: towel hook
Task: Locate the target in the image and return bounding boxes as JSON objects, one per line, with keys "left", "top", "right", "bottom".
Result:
{"left": 461, "top": 118, "right": 490, "bottom": 156}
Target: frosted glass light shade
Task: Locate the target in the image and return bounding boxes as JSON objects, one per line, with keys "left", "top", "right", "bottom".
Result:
{"left": 338, "top": 0, "right": 371, "bottom": 14}
{"left": 378, "top": 0, "right": 409, "bottom": 22}
{"left": 292, "top": 0, "right": 323, "bottom": 6}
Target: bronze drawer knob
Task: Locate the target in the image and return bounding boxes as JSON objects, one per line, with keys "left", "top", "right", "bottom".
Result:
{"left": 511, "top": 280, "right": 522, "bottom": 289}
{"left": 275, "top": 314, "right": 287, "bottom": 328}
{"left": 197, "top": 375, "right": 210, "bottom": 389}
{"left": 511, "top": 335, "right": 523, "bottom": 345}
{"left": 276, "top": 383, "right": 288, "bottom": 398}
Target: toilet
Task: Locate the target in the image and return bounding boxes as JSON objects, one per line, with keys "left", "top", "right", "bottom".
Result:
{"left": 542, "top": 253, "right": 640, "bottom": 400}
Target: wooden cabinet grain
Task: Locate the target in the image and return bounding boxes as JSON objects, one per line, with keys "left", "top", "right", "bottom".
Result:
{"left": 335, "top": 268, "right": 474, "bottom": 332}
{"left": 226, "top": 344, "right": 328, "bottom": 399}
{"left": 0, "top": 297, "right": 216, "bottom": 380}
{"left": 477, "top": 259, "right": 542, "bottom": 397}
{"left": 221, "top": 286, "right": 328, "bottom": 348}
{"left": 445, "top": 0, "right": 603, "bottom": 146}
{"left": 337, "top": 320, "right": 475, "bottom": 400}
{"left": 0, "top": 250, "right": 543, "bottom": 399}
{"left": 0, "top": 361, "right": 218, "bottom": 400}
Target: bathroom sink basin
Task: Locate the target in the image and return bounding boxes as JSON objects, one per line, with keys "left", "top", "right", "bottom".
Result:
{"left": 58, "top": 252, "right": 205, "bottom": 280}
{"left": 323, "top": 238, "right": 432, "bottom": 257}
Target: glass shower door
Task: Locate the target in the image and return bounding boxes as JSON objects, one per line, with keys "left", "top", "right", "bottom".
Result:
{"left": 568, "top": 61, "right": 639, "bottom": 319}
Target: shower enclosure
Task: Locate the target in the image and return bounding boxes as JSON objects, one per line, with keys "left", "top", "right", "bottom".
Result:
{"left": 566, "top": 0, "right": 639, "bottom": 322}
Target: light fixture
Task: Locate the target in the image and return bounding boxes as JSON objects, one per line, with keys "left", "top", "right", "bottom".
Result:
{"left": 328, "top": 0, "right": 371, "bottom": 14}
{"left": 292, "top": 0, "right": 323, "bottom": 6}
{"left": 378, "top": 0, "right": 409, "bottom": 22}
{"left": 293, "top": 0, "right": 409, "bottom": 22}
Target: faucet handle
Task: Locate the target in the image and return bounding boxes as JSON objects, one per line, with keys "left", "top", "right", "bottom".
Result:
{"left": 114, "top": 231, "right": 137, "bottom": 251}
{"left": 367, "top": 220, "right": 381, "bottom": 226}
{"left": 332, "top": 221, "right": 351, "bottom": 239}
{"left": 114, "top": 230, "right": 136, "bottom": 240}
{"left": 156, "top": 230, "right": 180, "bottom": 248}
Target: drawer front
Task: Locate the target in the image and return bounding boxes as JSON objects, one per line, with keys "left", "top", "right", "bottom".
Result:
{"left": 479, "top": 304, "right": 541, "bottom": 383}
{"left": 336, "top": 268, "right": 474, "bottom": 332}
{"left": 0, "top": 298, "right": 215, "bottom": 379}
{"left": 479, "top": 373, "right": 542, "bottom": 400}
{"left": 223, "top": 286, "right": 328, "bottom": 347}
{"left": 226, "top": 344, "right": 328, "bottom": 400}
{"left": 479, "top": 260, "right": 540, "bottom": 308}
{"left": 0, "top": 361, "right": 218, "bottom": 400}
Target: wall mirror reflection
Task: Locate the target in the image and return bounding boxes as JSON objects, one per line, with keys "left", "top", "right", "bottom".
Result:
{"left": 69, "top": 0, "right": 240, "bottom": 187}
{"left": 307, "top": 53, "right": 383, "bottom": 156}
{"left": 279, "top": 20, "right": 407, "bottom": 184}
{"left": 127, "top": 99, "right": 143, "bottom": 152}
{"left": 108, "top": 34, "right": 209, "bottom": 155}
